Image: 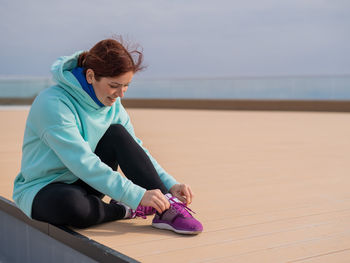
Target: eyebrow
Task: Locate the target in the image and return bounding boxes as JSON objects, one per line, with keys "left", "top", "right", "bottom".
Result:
{"left": 110, "top": 81, "right": 130, "bottom": 85}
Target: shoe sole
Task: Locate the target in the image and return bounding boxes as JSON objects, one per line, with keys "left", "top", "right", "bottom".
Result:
{"left": 152, "top": 222, "right": 202, "bottom": 235}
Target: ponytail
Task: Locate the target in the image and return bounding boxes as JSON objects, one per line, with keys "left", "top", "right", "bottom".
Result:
{"left": 77, "top": 51, "right": 88, "bottom": 68}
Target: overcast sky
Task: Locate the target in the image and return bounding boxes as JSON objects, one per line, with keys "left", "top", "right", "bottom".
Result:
{"left": 0, "top": 0, "right": 349, "bottom": 78}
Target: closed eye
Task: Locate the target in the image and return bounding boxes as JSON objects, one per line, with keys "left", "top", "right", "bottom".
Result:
{"left": 109, "top": 84, "right": 123, "bottom": 89}
{"left": 109, "top": 84, "right": 129, "bottom": 89}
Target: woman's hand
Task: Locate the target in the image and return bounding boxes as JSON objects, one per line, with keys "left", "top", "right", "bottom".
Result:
{"left": 140, "top": 189, "right": 170, "bottom": 214}
{"left": 169, "top": 183, "right": 194, "bottom": 205}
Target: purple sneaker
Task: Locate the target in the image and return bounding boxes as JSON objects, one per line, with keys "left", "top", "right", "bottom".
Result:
{"left": 152, "top": 194, "right": 203, "bottom": 235}
{"left": 110, "top": 199, "right": 156, "bottom": 219}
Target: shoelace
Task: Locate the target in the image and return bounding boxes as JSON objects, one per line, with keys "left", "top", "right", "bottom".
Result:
{"left": 131, "top": 209, "right": 147, "bottom": 219}
{"left": 131, "top": 197, "right": 196, "bottom": 219}
{"left": 111, "top": 199, "right": 155, "bottom": 219}
{"left": 131, "top": 205, "right": 156, "bottom": 219}
{"left": 142, "top": 206, "right": 157, "bottom": 215}
{"left": 168, "top": 196, "right": 196, "bottom": 217}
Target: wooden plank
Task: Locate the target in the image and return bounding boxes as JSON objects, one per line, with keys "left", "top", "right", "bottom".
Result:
{"left": 77, "top": 208, "right": 350, "bottom": 250}
{"left": 2, "top": 108, "right": 350, "bottom": 263}
{"left": 197, "top": 236, "right": 350, "bottom": 263}
{"left": 133, "top": 222, "right": 350, "bottom": 262}
{"left": 288, "top": 249, "right": 350, "bottom": 263}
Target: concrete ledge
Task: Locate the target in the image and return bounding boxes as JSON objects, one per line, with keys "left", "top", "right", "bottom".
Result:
{"left": 0, "top": 196, "right": 139, "bottom": 263}
{"left": 122, "top": 99, "right": 350, "bottom": 112}
{"left": 1, "top": 97, "right": 350, "bottom": 112}
{"left": 0, "top": 98, "right": 34, "bottom": 105}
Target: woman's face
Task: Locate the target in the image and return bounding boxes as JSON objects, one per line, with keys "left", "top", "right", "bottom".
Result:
{"left": 86, "top": 69, "right": 134, "bottom": 106}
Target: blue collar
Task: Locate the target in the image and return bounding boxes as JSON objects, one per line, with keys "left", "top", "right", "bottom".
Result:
{"left": 71, "top": 67, "right": 105, "bottom": 107}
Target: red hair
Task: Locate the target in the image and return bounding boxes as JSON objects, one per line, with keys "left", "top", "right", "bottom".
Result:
{"left": 77, "top": 37, "right": 145, "bottom": 80}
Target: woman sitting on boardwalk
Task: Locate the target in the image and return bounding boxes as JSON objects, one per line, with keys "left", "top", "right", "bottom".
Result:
{"left": 12, "top": 38, "right": 203, "bottom": 235}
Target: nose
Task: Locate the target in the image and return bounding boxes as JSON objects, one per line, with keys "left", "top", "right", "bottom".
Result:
{"left": 118, "top": 89, "right": 124, "bottom": 98}
{"left": 114, "top": 86, "right": 128, "bottom": 98}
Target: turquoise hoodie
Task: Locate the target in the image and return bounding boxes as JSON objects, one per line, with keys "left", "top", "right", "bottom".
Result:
{"left": 12, "top": 51, "right": 178, "bottom": 218}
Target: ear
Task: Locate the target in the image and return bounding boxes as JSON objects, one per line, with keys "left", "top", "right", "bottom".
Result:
{"left": 85, "top": 69, "right": 95, "bottom": 84}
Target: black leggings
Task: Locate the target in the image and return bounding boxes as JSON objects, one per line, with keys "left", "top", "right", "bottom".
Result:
{"left": 32, "top": 124, "right": 168, "bottom": 228}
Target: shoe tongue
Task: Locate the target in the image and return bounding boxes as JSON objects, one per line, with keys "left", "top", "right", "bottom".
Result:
{"left": 165, "top": 193, "right": 181, "bottom": 204}
{"left": 165, "top": 193, "right": 192, "bottom": 218}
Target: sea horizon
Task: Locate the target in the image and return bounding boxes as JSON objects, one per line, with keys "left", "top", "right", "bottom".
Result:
{"left": 1, "top": 74, "right": 350, "bottom": 101}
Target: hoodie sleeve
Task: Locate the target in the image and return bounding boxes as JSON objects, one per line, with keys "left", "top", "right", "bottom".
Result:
{"left": 116, "top": 103, "right": 179, "bottom": 191}
{"left": 31, "top": 95, "right": 146, "bottom": 210}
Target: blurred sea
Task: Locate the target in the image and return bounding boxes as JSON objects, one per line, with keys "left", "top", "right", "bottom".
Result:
{"left": 0, "top": 75, "right": 349, "bottom": 100}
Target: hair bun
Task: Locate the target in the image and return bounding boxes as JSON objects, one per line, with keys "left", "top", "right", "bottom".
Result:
{"left": 77, "top": 51, "right": 88, "bottom": 67}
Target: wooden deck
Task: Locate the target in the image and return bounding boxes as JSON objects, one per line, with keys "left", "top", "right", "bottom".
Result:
{"left": 1, "top": 107, "right": 350, "bottom": 262}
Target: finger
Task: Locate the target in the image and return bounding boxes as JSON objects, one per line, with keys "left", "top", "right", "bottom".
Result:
{"left": 187, "top": 187, "right": 194, "bottom": 204}
{"left": 149, "top": 194, "right": 163, "bottom": 214}
{"left": 175, "top": 195, "right": 187, "bottom": 204}
{"left": 153, "top": 190, "right": 170, "bottom": 213}
{"left": 182, "top": 186, "right": 192, "bottom": 205}
{"left": 154, "top": 201, "right": 164, "bottom": 214}
{"left": 156, "top": 191, "right": 170, "bottom": 210}
{"left": 150, "top": 198, "right": 162, "bottom": 214}
{"left": 162, "top": 195, "right": 171, "bottom": 210}
{"left": 154, "top": 196, "right": 169, "bottom": 213}
{"left": 156, "top": 198, "right": 166, "bottom": 213}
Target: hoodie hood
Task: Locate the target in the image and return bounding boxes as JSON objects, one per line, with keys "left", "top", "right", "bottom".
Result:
{"left": 50, "top": 50, "right": 109, "bottom": 112}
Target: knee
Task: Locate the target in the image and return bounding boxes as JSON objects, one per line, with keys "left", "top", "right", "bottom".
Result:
{"left": 61, "top": 191, "right": 100, "bottom": 228}
{"left": 104, "top": 124, "right": 129, "bottom": 140}
{"left": 32, "top": 185, "right": 101, "bottom": 228}
{"left": 68, "top": 200, "right": 101, "bottom": 228}
{"left": 109, "top": 124, "right": 127, "bottom": 134}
